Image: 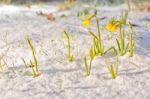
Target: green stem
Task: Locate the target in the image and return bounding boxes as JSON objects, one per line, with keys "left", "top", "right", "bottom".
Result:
{"left": 84, "top": 57, "right": 89, "bottom": 77}
{"left": 64, "top": 31, "right": 73, "bottom": 62}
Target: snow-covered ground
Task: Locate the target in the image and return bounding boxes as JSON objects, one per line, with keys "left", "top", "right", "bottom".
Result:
{"left": 0, "top": 3, "right": 150, "bottom": 99}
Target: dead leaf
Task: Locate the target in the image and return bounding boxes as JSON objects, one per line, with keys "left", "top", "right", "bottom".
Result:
{"left": 47, "top": 13, "right": 55, "bottom": 21}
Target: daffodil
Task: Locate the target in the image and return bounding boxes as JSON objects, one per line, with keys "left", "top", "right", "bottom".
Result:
{"left": 105, "top": 21, "right": 120, "bottom": 32}
{"left": 82, "top": 19, "right": 92, "bottom": 27}
{"left": 81, "top": 14, "right": 95, "bottom": 27}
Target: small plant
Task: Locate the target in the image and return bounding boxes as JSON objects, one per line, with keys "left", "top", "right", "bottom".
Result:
{"left": 96, "top": 16, "right": 104, "bottom": 55}
{"left": 22, "top": 36, "right": 39, "bottom": 77}
{"left": 116, "top": 12, "right": 129, "bottom": 55}
{"left": 88, "top": 16, "right": 118, "bottom": 56}
{"left": 129, "top": 22, "right": 134, "bottom": 57}
{"left": 116, "top": 26, "right": 129, "bottom": 56}
{"left": 105, "top": 14, "right": 130, "bottom": 56}
{"left": 64, "top": 31, "right": 73, "bottom": 62}
{"left": 88, "top": 16, "right": 105, "bottom": 56}
{"left": 108, "top": 64, "right": 117, "bottom": 79}
{"left": 84, "top": 47, "right": 95, "bottom": 77}
{"left": 107, "top": 56, "right": 119, "bottom": 79}
{"left": 88, "top": 31, "right": 104, "bottom": 56}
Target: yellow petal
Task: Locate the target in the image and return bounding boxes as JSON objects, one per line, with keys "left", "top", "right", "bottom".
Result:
{"left": 110, "top": 25, "right": 117, "bottom": 32}
{"left": 82, "top": 19, "right": 91, "bottom": 27}
{"left": 105, "top": 23, "right": 113, "bottom": 31}
{"left": 105, "top": 23, "right": 118, "bottom": 32}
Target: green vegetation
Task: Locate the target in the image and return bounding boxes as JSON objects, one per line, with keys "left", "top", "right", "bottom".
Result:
{"left": 84, "top": 47, "right": 95, "bottom": 77}
{"left": 108, "top": 64, "right": 118, "bottom": 79}
{"left": 107, "top": 56, "right": 119, "bottom": 79}
{"left": 64, "top": 31, "right": 73, "bottom": 62}
{"left": 116, "top": 27, "right": 129, "bottom": 56}
{"left": 129, "top": 22, "right": 134, "bottom": 57}
{"left": 22, "top": 36, "right": 39, "bottom": 77}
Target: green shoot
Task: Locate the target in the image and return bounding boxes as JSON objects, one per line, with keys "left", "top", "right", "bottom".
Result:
{"left": 64, "top": 31, "right": 73, "bottom": 62}
{"left": 107, "top": 56, "right": 119, "bottom": 79}
{"left": 108, "top": 64, "right": 117, "bottom": 79}
{"left": 88, "top": 16, "right": 119, "bottom": 56}
{"left": 26, "top": 36, "right": 38, "bottom": 71}
{"left": 88, "top": 30, "right": 104, "bottom": 56}
{"left": 84, "top": 56, "right": 90, "bottom": 77}
{"left": 84, "top": 47, "right": 95, "bottom": 77}
{"left": 129, "top": 22, "right": 134, "bottom": 57}
{"left": 116, "top": 26, "right": 129, "bottom": 56}
{"left": 89, "top": 31, "right": 117, "bottom": 56}
{"left": 87, "top": 16, "right": 104, "bottom": 56}
{"left": 96, "top": 16, "right": 104, "bottom": 56}
{"left": 106, "top": 55, "right": 120, "bottom": 79}
{"left": 25, "top": 36, "right": 39, "bottom": 77}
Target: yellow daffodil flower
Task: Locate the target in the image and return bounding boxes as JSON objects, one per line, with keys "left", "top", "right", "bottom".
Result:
{"left": 82, "top": 19, "right": 92, "bottom": 27}
{"left": 105, "top": 21, "right": 120, "bottom": 32}
{"left": 81, "top": 14, "right": 95, "bottom": 27}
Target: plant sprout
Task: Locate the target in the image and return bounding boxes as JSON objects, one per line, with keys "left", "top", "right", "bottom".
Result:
{"left": 116, "top": 26, "right": 129, "bottom": 56}
{"left": 84, "top": 47, "right": 95, "bottom": 77}
{"left": 88, "top": 31, "right": 104, "bottom": 56}
{"left": 129, "top": 22, "right": 134, "bottom": 57}
{"left": 64, "top": 31, "right": 73, "bottom": 62}
{"left": 108, "top": 64, "right": 117, "bottom": 79}
{"left": 88, "top": 16, "right": 105, "bottom": 56}
{"left": 88, "top": 16, "right": 118, "bottom": 56}
{"left": 107, "top": 56, "right": 119, "bottom": 79}
{"left": 84, "top": 56, "right": 90, "bottom": 77}
{"left": 23, "top": 36, "right": 39, "bottom": 77}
